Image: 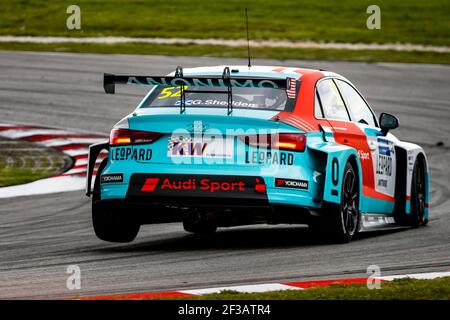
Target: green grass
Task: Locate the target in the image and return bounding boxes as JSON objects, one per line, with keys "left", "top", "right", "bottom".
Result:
{"left": 1, "top": 42, "right": 449, "bottom": 64}
{"left": 0, "top": 138, "right": 69, "bottom": 187}
{"left": 1, "top": 0, "right": 449, "bottom": 46}
{"left": 0, "top": 1, "right": 449, "bottom": 64}
{"left": 178, "top": 277, "right": 450, "bottom": 300}
{"left": 0, "top": 167, "right": 57, "bottom": 187}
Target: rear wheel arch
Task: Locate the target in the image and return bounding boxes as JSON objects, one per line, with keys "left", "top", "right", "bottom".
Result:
{"left": 347, "top": 155, "right": 361, "bottom": 190}
{"left": 313, "top": 158, "right": 361, "bottom": 243}
{"left": 345, "top": 154, "right": 362, "bottom": 209}
{"left": 315, "top": 146, "right": 361, "bottom": 205}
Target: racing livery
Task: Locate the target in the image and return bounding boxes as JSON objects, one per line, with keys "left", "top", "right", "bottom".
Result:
{"left": 86, "top": 65, "right": 429, "bottom": 243}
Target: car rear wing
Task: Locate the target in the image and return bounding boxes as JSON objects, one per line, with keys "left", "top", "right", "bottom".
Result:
{"left": 103, "top": 66, "right": 299, "bottom": 115}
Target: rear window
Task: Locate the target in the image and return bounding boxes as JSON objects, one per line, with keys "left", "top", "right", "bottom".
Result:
{"left": 140, "top": 86, "right": 292, "bottom": 111}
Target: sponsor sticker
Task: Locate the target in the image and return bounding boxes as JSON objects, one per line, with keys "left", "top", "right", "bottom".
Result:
{"left": 357, "top": 149, "right": 370, "bottom": 161}
{"left": 275, "top": 178, "right": 308, "bottom": 190}
{"left": 127, "top": 76, "right": 281, "bottom": 89}
{"left": 101, "top": 173, "right": 123, "bottom": 184}
{"left": 245, "top": 151, "right": 293, "bottom": 165}
{"left": 141, "top": 177, "right": 246, "bottom": 193}
{"left": 376, "top": 138, "right": 394, "bottom": 177}
{"left": 286, "top": 78, "right": 297, "bottom": 99}
{"left": 174, "top": 99, "right": 259, "bottom": 108}
{"left": 127, "top": 174, "right": 269, "bottom": 202}
{"left": 168, "top": 136, "right": 233, "bottom": 159}
{"left": 129, "top": 174, "right": 266, "bottom": 196}
{"left": 111, "top": 146, "right": 152, "bottom": 162}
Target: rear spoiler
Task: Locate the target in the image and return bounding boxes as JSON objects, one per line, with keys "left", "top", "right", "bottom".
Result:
{"left": 104, "top": 67, "right": 295, "bottom": 94}
{"left": 103, "top": 66, "right": 299, "bottom": 114}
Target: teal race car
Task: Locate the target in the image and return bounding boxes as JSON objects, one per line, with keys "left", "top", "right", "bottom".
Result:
{"left": 86, "top": 65, "right": 429, "bottom": 243}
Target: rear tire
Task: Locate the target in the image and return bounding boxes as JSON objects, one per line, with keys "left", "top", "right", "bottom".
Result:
{"left": 315, "top": 161, "right": 360, "bottom": 243}
{"left": 410, "top": 158, "right": 426, "bottom": 228}
{"left": 92, "top": 159, "right": 140, "bottom": 243}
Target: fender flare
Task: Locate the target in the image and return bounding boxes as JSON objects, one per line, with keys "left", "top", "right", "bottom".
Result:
{"left": 85, "top": 141, "right": 109, "bottom": 196}
{"left": 308, "top": 142, "right": 362, "bottom": 205}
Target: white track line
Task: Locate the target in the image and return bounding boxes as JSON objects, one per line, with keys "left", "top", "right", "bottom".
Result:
{"left": 0, "top": 176, "right": 86, "bottom": 199}
{"left": 180, "top": 283, "right": 302, "bottom": 295}
{"left": 377, "top": 271, "right": 450, "bottom": 281}
{"left": 178, "top": 271, "right": 450, "bottom": 296}
{"left": 79, "top": 270, "right": 450, "bottom": 300}
{"left": 0, "top": 36, "right": 449, "bottom": 53}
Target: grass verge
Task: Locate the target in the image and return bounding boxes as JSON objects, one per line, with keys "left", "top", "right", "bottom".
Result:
{"left": 1, "top": 42, "right": 449, "bottom": 64}
{"left": 0, "top": 137, "right": 71, "bottom": 187}
{"left": 176, "top": 277, "right": 450, "bottom": 300}
{"left": 2, "top": 1, "right": 449, "bottom": 64}
{"left": 1, "top": 0, "right": 449, "bottom": 46}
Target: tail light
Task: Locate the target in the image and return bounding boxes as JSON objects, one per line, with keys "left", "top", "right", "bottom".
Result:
{"left": 110, "top": 128, "right": 162, "bottom": 146}
{"left": 239, "top": 133, "right": 306, "bottom": 152}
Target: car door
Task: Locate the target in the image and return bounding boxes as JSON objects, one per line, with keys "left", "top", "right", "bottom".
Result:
{"left": 334, "top": 79, "right": 397, "bottom": 210}
{"left": 316, "top": 78, "right": 396, "bottom": 213}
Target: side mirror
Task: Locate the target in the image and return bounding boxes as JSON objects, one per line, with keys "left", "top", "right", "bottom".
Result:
{"left": 379, "top": 113, "right": 399, "bottom": 135}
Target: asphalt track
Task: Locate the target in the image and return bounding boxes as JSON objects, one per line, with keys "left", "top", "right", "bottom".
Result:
{"left": 0, "top": 51, "right": 449, "bottom": 299}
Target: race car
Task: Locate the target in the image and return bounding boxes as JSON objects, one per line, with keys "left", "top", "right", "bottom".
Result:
{"left": 86, "top": 65, "right": 429, "bottom": 243}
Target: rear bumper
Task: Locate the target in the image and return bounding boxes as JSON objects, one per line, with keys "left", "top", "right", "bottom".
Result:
{"left": 100, "top": 164, "right": 324, "bottom": 210}
{"left": 97, "top": 171, "right": 322, "bottom": 225}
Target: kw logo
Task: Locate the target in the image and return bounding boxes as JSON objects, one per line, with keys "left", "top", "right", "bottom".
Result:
{"left": 171, "top": 141, "right": 208, "bottom": 156}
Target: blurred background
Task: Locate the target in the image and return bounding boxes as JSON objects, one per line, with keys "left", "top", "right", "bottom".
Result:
{"left": 0, "top": 0, "right": 449, "bottom": 64}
